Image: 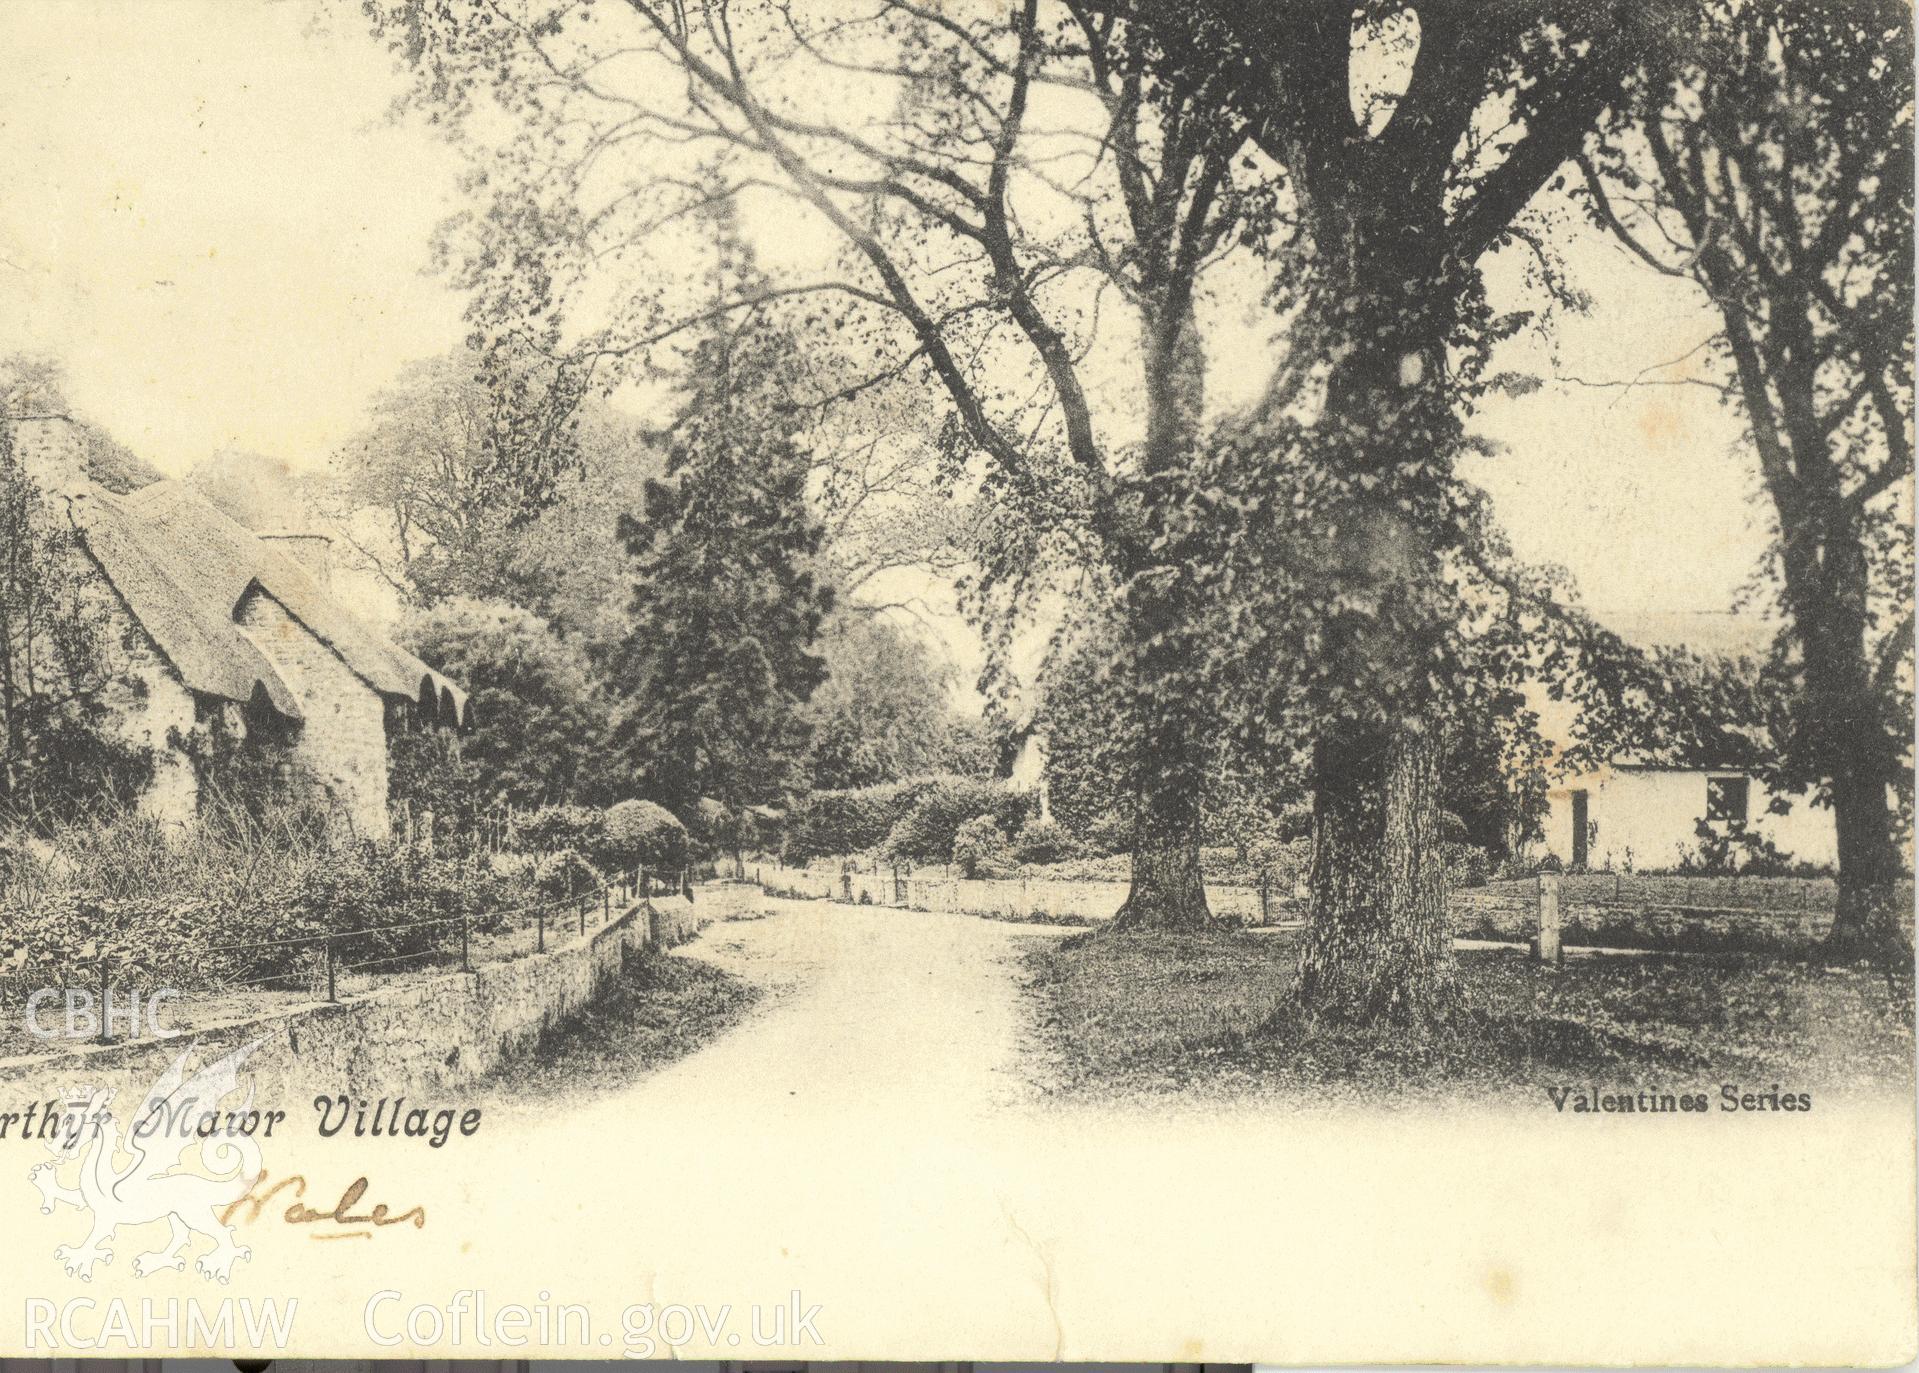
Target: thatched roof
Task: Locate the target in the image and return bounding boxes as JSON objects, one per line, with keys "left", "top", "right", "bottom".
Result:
{"left": 69, "top": 481, "right": 468, "bottom": 727}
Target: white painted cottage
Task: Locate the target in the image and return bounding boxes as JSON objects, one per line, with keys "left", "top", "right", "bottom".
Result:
{"left": 1540, "top": 762, "right": 1838, "bottom": 872}
{"left": 1532, "top": 612, "right": 1838, "bottom": 872}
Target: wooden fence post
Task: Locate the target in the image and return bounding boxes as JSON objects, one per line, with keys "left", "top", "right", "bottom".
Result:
{"left": 536, "top": 906, "right": 545, "bottom": 953}
{"left": 460, "top": 910, "right": 471, "bottom": 973}
{"left": 604, "top": 887, "right": 611, "bottom": 923}
{"left": 1537, "top": 873, "right": 1562, "bottom": 964}
{"left": 325, "top": 934, "right": 337, "bottom": 1002}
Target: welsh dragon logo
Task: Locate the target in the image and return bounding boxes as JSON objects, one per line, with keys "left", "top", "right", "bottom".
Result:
{"left": 28, "top": 1038, "right": 268, "bottom": 1283}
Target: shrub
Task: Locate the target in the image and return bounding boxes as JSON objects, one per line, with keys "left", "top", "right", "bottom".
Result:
{"left": 534, "top": 847, "right": 603, "bottom": 902}
{"left": 1012, "top": 816, "right": 1079, "bottom": 866}
{"left": 951, "top": 815, "right": 1012, "bottom": 878}
{"left": 1080, "top": 810, "right": 1133, "bottom": 857}
{"left": 785, "top": 774, "right": 1034, "bottom": 865}
{"left": 515, "top": 804, "right": 603, "bottom": 856}
{"left": 881, "top": 777, "right": 1032, "bottom": 867}
{"left": 309, "top": 845, "right": 526, "bottom": 971}
{"left": 1444, "top": 842, "right": 1493, "bottom": 889}
{"left": 601, "top": 799, "right": 689, "bottom": 872}
{"left": 0, "top": 805, "right": 544, "bottom": 998}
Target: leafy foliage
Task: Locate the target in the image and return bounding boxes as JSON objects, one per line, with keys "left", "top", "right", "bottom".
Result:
{"left": 880, "top": 777, "right": 1033, "bottom": 868}
{"left": 0, "top": 367, "right": 155, "bottom": 829}
{"left": 515, "top": 803, "right": 604, "bottom": 857}
{"left": 324, "top": 345, "right": 594, "bottom": 605}
{"left": 534, "top": 847, "right": 603, "bottom": 902}
{"left": 401, "top": 597, "right": 606, "bottom": 810}
{"left": 600, "top": 798, "right": 688, "bottom": 872}
{"left": 783, "top": 779, "right": 927, "bottom": 861}
{"left": 1012, "top": 816, "right": 1080, "bottom": 867}
{"left": 0, "top": 801, "right": 539, "bottom": 995}
{"left": 804, "top": 616, "right": 986, "bottom": 790}
{"left": 951, "top": 815, "right": 1013, "bottom": 879}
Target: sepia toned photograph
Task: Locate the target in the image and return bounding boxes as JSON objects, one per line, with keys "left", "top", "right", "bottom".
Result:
{"left": 0, "top": 0, "right": 1912, "bottom": 1364}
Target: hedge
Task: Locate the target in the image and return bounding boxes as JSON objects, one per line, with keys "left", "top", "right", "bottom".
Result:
{"left": 784, "top": 775, "right": 1033, "bottom": 865}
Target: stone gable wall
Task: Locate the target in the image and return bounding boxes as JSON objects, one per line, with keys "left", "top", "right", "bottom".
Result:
{"left": 235, "top": 585, "right": 390, "bottom": 840}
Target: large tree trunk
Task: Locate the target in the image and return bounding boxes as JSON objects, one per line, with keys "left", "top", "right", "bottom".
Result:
{"left": 1778, "top": 539, "right": 1910, "bottom": 967}
{"left": 1296, "top": 719, "right": 1457, "bottom": 1025}
{"left": 1289, "top": 183, "right": 1463, "bottom": 1022}
{"left": 1823, "top": 759, "right": 1909, "bottom": 965}
{"left": 1814, "top": 589, "right": 1909, "bottom": 966}
{"left": 1109, "top": 595, "right": 1220, "bottom": 930}
{"left": 1114, "top": 772, "right": 1213, "bottom": 930}
{"left": 1110, "top": 297, "right": 1219, "bottom": 932}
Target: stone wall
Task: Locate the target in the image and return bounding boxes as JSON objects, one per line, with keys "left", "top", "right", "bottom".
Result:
{"left": 1451, "top": 874, "right": 1915, "bottom": 953}
{"left": 757, "top": 864, "right": 1278, "bottom": 925}
{"left": 758, "top": 863, "right": 1913, "bottom": 955}
{"left": 0, "top": 890, "right": 723, "bottom": 1097}
{"left": 236, "top": 584, "right": 391, "bottom": 840}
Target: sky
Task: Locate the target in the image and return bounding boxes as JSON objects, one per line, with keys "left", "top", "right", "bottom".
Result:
{"left": 0, "top": 0, "right": 466, "bottom": 472}
{"left": 0, "top": 0, "right": 1776, "bottom": 645}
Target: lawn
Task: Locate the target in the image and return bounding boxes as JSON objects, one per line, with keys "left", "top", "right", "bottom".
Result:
{"left": 1024, "top": 926, "right": 1916, "bottom": 1107}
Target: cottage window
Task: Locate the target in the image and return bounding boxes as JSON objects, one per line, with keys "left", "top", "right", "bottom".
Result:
{"left": 1706, "top": 776, "right": 1749, "bottom": 824}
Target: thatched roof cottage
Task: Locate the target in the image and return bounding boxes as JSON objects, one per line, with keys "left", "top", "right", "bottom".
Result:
{"left": 56, "top": 469, "right": 467, "bottom": 839}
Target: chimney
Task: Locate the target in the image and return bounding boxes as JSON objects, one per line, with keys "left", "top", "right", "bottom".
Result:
{"left": 14, "top": 417, "right": 90, "bottom": 497}
{"left": 260, "top": 531, "right": 334, "bottom": 591}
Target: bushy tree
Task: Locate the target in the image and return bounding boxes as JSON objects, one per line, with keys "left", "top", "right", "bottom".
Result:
{"left": 516, "top": 803, "right": 603, "bottom": 856}
{"left": 952, "top": 815, "right": 1013, "bottom": 879}
{"left": 401, "top": 597, "right": 606, "bottom": 810}
{"left": 1012, "top": 816, "right": 1079, "bottom": 867}
{"left": 601, "top": 276, "right": 834, "bottom": 820}
{"left": 600, "top": 798, "right": 688, "bottom": 872}
{"left": 881, "top": 777, "right": 1031, "bottom": 869}
{"left": 805, "top": 616, "right": 979, "bottom": 790}
{"left": 534, "top": 847, "right": 602, "bottom": 901}
{"left": 325, "top": 344, "right": 594, "bottom": 605}
{"left": 0, "top": 366, "right": 153, "bottom": 828}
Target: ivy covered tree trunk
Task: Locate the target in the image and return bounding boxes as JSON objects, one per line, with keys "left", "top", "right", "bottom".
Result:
{"left": 1296, "top": 720, "right": 1456, "bottom": 1024}
{"left": 1114, "top": 760, "right": 1213, "bottom": 930}
{"left": 1111, "top": 299, "right": 1221, "bottom": 932}
{"left": 1110, "top": 571, "right": 1220, "bottom": 931}
{"left": 1291, "top": 172, "right": 1463, "bottom": 1022}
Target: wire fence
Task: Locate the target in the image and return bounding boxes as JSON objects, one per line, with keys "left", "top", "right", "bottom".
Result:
{"left": 46, "top": 862, "right": 699, "bottom": 1044}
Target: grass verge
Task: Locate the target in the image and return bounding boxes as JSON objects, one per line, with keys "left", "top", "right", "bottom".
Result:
{"left": 483, "top": 944, "right": 761, "bottom": 1102}
{"left": 1024, "top": 926, "right": 1915, "bottom": 1106}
